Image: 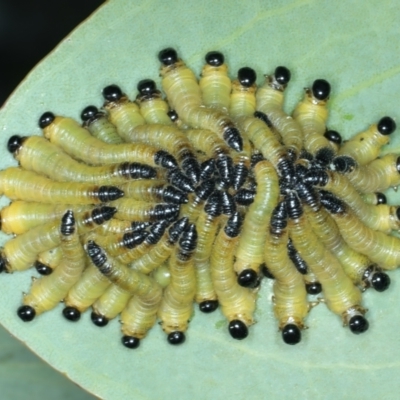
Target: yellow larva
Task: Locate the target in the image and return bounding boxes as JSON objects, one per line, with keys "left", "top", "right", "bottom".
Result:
{"left": 102, "top": 85, "right": 146, "bottom": 138}
{"left": 229, "top": 67, "right": 257, "bottom": 119}
{"left": 158, "top": 48, "right": 243, "bottom": 152}
{"left": 264, "top": 201, "right": 309, "bottom": 344}
{"left": 81, "top": 105, "right": 124, "bottom": 144}
{"left": 234, "top": 160, "right": 280, "bottom": 287}
{"left": 9, "top": 135, "right": 156, "bottom": 185}
{"left": 0, "top": 201, "right": 90, "bottom": 235}
{"left": 255, "top": 66, "right": 303, "bottom": 158}
{"left": 320, "top": 191, "right": 400, "bottom": 271}
{"left": 35, "top": 246, "right": 63, "bottom": 275}
{"left": 40, "top": 113, "right": 178, "bottom": 169}
{"left": 199, "top": 51, "right": 231, "bottom": 112}
{"left": 193, "top": 194, "right": 222, "bottom": 311}
{"left": 0, "top": 207, "right": 116, "bottom": 272}
{"left": 0, "top": 167, "right": 124, "bottom": 205}
{"left": 158, "top": 223, "right": 197, "bottom": 344}
{"left": 17, "top": 211, "right": 85, "bottom": 321}
{"left": 292, "top": 79, "right": 332, "bottom": 154}
{"left": 338, "top": 117, "right": 396, "bottom": 165}
{"left": 344, "top": 154, "right": 400, "bottom": 193}
{"left": 319, "top": 170, "right": 400, "bottom": 232}
{"left": 210, "top": 212, "right": 256, "bottom": 340}
{"left": 135, "top": 79, "right": 173, "bottom": 126}
{"left": 86, "top": 240, "right": 162, "bottom": 348}
{"left": 287, "top": 192, "right": 368, "bottom": 333}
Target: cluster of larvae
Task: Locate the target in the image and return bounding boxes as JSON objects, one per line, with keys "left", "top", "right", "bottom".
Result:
{"left": 1, "top": 47, "right": 399, "bottom": 348}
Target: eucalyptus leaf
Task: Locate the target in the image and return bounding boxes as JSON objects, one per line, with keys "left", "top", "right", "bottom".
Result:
{"left": 1, "top": 1, "right": 400, "bottom": 399}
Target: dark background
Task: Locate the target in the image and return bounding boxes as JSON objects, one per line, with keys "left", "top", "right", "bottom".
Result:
{"left": 0, "top": 0, "right": 105, "bottom": 105}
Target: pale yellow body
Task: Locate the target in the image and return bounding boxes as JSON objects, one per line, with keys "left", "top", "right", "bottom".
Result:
{"left": 322, "top": 170, "right": 400, "bottom": 232}
{"left": 210, "top": 226, "right": 256, "bottom": 326}
{"left": 0, "top": 168, "right": 110, "bottom": 205}
{"left": 64, "top": 259, "right": 111, "bottom": 312}
{"left": 43, "top": 116, "right": 158, "bottom": 166}
{"left": 292, "top": 90, "right": 330, "bottom": 154}
{"left": 234, "top": 161, "right": 279, "bottom": 274}
{"left": 194, "top": 211, "right": 220, "bottom": 303}
{"left": 86, "top": 115, "right": 124, "bottom": 144}
{"left": 346, "top": 154, "right": 400, "bottom": 193}
{"left": 0, "top": 201, "right": 89, "bottom": 235}
{"left": 16, "top": 136, "right": 135, "bottom": 185}
{"left": 158, "top": 250, "right": 197, "bottom": 334}
{"left": 264, "top": 229, "right": 308, "bottom": 329}
{"left": 23, "top": 224, "right": 85, "bottom": 314}
{"left": 137, "top": 94, "right": 173, "bottom": 125}
{"left": 103, "top": 98, "right": 145, "bottom": 140}
{"left": 289, "top": 216, "right": 364, "bottom": 320}
{"left": 200, "top": 62, "right": 231, "bottom": 111}
{"left": 229, "top": 80, "right": 257, "bottom": 119}
{"left": 256, "top": 81, "right": 303, "bottom": 156}
{"left": 339, "top": 123, "right": 390, "bottom": 165}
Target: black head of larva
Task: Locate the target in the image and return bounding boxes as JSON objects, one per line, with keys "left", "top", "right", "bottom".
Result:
{"left": 282, "top": 324, "right": 301, "bottom": 345}
{"left": 199, "top": 300, "right": 219, "bottom": 313}
{"left": 205, "top": 51, "right": 224, "bottom": 66}
{"left": 237, "top": 269, "right": 259, "bottom": 288}
{"left": 137, "top": 79, "right": 157, "bottom": 96}
{"left": 261, "top": 263, "right": 275, "bottom": 279}
{"left": 102, "top": 84, "right": 123, "bottom": 102}
{"left": 349, "top": 315, "right": 369, "bottom": 334}
{"left": 62, "top": 306, "right": 81, "bottom": 322}
{"left": 371, "top": 271, "right": 391, "bottom": 292}
{"left": 158, "top": 48, "right": 178, "bottom": 66}
{"left": 324, "top": 130, "right": 342, "bottom": 145}
{"left": 377, "top": 116, "right": 396, "bottom": 135}
{"left": 122, "top": 336, "right": 140, "bottom": 349}
{"left": 7, "top": 135, "right": 26, "bottom": 154}
{"left": 38, "top": 111, "right": 55, "bottom": 129}
{"left": 228, "top": 320, "right": 248, "bottom": 340}
{"left": 35, "top": 261, "right": 53, "bottom": 276}
{"left": 376, "top": 192, "right": 387, "bottom": 205}
{"left": 167, "top": 331, "right": 186, "bottom": 345}
{"left": 17, "top": 305, "right": 36, "bottom": 322}
{"left": 305, "top": 282, "right": 322, "bottom": 295}
{"left": 91, "top": 312, "right": 109, "bottom": 327}
{"left": 167, "top": 110, "right": 179, "bottom": 122}
{"left": 81, "top": 105, "right": 100, "bottom": 122}
{"left": 311, "top": 79, "right": 331, "bottom": 101}
{"left": 274, "top": 66, "right": 291, "bottom": 86}
{"left": 237, "top": 67, "right": 257, "bottom": 87}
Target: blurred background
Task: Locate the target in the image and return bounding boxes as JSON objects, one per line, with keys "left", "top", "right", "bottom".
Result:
{"left": 0, "top": 0, "right": 104, "bottom": 104}
{"left": 0, "top": 1, "right": 104, "bottom": 398}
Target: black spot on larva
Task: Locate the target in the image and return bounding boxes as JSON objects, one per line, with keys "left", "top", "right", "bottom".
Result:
{"left": 199, "top": 158, "right": 216, "bottom": 181}
{"left": 167, "top": 168, "right": 195, "bottom": 193}
{"left": 154, "top": 150, "right": 178, "bottom": 169}
{"left": 97, "top": 186, "right": 124, "bottom": 202}
{"left": 234, "top": 188, "right": 256, "bottom": 206}
{"left": 261, "top": 263, "right": 275, "bottom": 279}
{"left": 254, "top": 111, "right": 273, "bottom": 128}
{"left": 91, "top": 206, "right": 117, "bottom": 225}
{"left": 162, "top": 186, "right": 188, "bottom": 204}
{"left": 168, "top": 217, "right": 189, "bottom": 243}
{"left": 223, "top": 126, "right": 243, "bottom": 152}
{"left": 128, "top": 163, "right": 157, "bottom": 179}
{"left": 122, "top": 230, "right": 149, "bottom": 249}
{"left": 60, "top": 210, "right": 75, "bottom": 236}
{"left": 224, "top": 212, "right": 243, "bottom": 238}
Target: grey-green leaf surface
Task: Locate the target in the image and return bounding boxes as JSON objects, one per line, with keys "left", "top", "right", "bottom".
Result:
{"left": 1, "top": 1, "right": 400, "bottom": 399}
